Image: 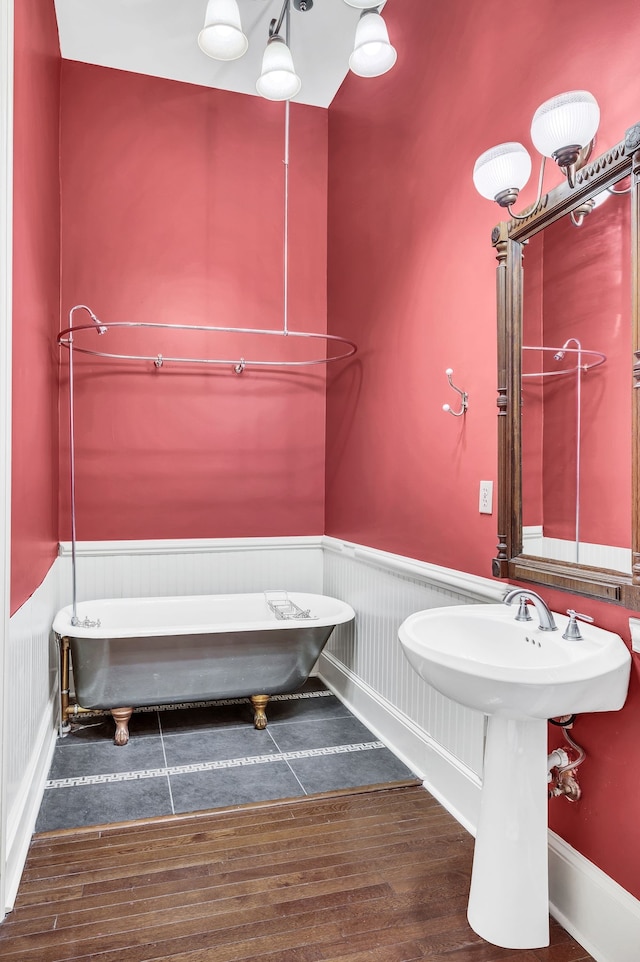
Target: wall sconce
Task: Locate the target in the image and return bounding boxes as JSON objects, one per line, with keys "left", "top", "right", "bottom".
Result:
{"left": 198, "top": 0, "right": 397, "bottom": 101}
{"left": 472, "top": 91, "right": 600, "bottom": 221}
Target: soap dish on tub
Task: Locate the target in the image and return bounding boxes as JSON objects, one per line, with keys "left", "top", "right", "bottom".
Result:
{"left": 264, "top": 590, "right": 318, "bottom": 621}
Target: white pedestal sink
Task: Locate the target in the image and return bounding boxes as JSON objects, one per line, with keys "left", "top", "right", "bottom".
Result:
{"left": 398, "top": 602, "right": 631, "bottom": 949}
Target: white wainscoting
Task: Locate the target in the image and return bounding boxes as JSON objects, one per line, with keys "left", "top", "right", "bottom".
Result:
{"left": 319, "top": 537, "right": 505, "bottom": 831}
{"left": 522, "top": 526, "right": 631, "bottom": 573}
{"left": 3, "top": 563, "right": 59, "bottom": 913}
{"left": 57, "top": 536, "right": 325, "bottom": 603}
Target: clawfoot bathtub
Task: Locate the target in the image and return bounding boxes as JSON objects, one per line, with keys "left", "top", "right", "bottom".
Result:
{"left": 53, "top": 590, "right": 355, "bottom": 745}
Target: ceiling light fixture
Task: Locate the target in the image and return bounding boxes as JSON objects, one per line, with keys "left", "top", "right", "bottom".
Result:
{"left": 473, "top": 90, "right": 600, "bottom": 221}
{"left": 198, "top": 0, "right": 398, "bottom": 101}
{"left": 256, "top": 3, "right": 302, "bottom": 102}
{"left": 198, "top": 0, "right": 249, "bottom": 61}
{"left": 347, "top": 8, "right": 397, "bottom": 78}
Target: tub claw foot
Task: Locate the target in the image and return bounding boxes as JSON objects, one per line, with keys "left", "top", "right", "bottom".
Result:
{"left": 111, "top": 707, "right": 133, "bottom": 745}
{"left": 250, "top": 694, "right": 270, "bottom": 730}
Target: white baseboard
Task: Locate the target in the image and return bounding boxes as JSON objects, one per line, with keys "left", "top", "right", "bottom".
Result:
{"left": 4, "top": 696, "right": 57, "bottom": 912}
{"left": 318, "top": 650, "right": 482, "bottom": 836}
{"left": 549, "top": 831, "right": 640, "bottom": 962}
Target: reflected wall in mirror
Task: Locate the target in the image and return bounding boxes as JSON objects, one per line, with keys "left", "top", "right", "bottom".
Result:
{"left": 492, "top": 121, "right": 640, "bottom": 607}
{"left": 521, "top": 188, "right": 631, "bottom": 572}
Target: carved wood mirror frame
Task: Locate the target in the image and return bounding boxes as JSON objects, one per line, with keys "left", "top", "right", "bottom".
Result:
{"left": 492, "top": 120, "right": 640, "bottom": 608}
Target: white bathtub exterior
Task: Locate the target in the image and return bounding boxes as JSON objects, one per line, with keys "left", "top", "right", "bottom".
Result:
{"left": 2, "top": 535, "right": 639, "bottom": 962}
{"left": 53, "top": 591, "right": 354, "bottom": 638}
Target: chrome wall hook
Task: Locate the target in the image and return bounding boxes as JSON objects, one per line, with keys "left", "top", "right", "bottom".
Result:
{"left": 442, "top": 368, "right": 468, "bottom": 417}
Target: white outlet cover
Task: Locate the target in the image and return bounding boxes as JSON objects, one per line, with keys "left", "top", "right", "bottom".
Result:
{"left": 479, "top": 480, "right": 493, "bottom": 515}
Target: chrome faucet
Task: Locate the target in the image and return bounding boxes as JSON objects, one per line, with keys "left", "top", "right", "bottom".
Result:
{"left": 503, "top": 588, "right": 558, "bottom": 631}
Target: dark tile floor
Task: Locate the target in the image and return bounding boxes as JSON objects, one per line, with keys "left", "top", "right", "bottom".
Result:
{"left": 36, "top": 679, "right": 416, "bottom": 833}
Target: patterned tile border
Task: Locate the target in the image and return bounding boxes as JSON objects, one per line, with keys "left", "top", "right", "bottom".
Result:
{"left": 46, "top": 741, "right": 386, "bottom": 789}
{"left": 67, "top": 688, "right": 335, "bottom": 718}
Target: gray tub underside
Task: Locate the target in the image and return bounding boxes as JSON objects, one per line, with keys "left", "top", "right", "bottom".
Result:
{"left": 68, "top": 625, "right": 335, "bottom": 710}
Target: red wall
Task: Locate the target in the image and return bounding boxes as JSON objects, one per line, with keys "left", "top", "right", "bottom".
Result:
{"left": 326, "top": 0, "right": 640, "bottom": 899}
{"left": 11, "top": 0, "right": 60, "bottom": 613}
{"left": 59, "top": 64, "right": 328, "bottom": 542}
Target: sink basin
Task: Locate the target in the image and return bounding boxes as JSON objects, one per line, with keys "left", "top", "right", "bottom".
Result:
{"left": 398, "top": 603, "right": 631, "bottom": 719}
{"left": 398, "top": 601, "right": 631, "bottom": 951}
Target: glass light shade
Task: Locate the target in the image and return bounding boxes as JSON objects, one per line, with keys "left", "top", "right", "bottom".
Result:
{"left": 343, "top": 0, "right": 379, "bottom": 6}
{"left": 530, "top": 91, "right": 600, "bottom": 157}
{"left": 256, "top": 36, "right": 301, "bottom": 101}
{"left": 473, "top": 142, "right": 532, "bottom": 201}
{"left": 349, "top": 12, "right": 397, "bottom": 78}
{"left": 198, "top": 0, "right": 248, "bottom": 61}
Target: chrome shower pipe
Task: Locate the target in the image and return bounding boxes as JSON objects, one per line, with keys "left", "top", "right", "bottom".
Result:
{"left": 562, "top": 338, "right": 583, "bottom": 563}
{"left": 67, "top": 304, "right": 106, "bottom": 626}
{"left": 283, "top": 5, "right": 291, "bottom": 336}
{"left": 551, "top": 337, "right": 583, "bottom": 564}
{"left": 283, "top": 100, "right": 290, "bottom": 336}
{"left": 546, "top": 338, "right": 583, "bottom": 560}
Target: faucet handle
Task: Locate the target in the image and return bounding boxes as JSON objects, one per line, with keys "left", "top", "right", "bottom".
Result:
{"left": 563, "top": 609, "right": 594, "bottom": 641}
{"left": 513, "top": 597, "right": 533, "bottom": 622}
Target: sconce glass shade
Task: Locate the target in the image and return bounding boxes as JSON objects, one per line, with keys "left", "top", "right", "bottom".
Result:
{"left": 349, "top": 11, "right": 397, "bottom": 78}
{"left": 256, "top": 36, "right": 302, "bottom": 101}
{"left": 473, "top": 142, "right": 532, "bottom": 202}
{"left": 530, "top": 91, "right": 600, "bottom": 157}
{"left": 198, "top": 0, "right": 248, "bottom": 61}
{"left": 343, "top": 0, "right": 379, "bottom": 6}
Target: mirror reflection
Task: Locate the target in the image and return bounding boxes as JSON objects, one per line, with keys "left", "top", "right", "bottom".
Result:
{"left": 521, "top": 184, "right": 631, "bottom": 573}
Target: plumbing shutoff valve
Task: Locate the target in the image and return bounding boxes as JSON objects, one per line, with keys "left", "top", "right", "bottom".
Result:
{"left": 548, "top": 745, "right": 582, "bottom": 802}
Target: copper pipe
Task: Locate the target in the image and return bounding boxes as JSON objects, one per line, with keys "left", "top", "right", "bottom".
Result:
{"left": 59, "top": 636, "right": 70, "bottom": 732}
{"left": 59, "top": 634, "right": 97, "bottom": 728}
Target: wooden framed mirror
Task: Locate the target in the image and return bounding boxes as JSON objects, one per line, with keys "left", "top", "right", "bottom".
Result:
{"left": 492, "top": 120, "right": 640, "bottom": 608}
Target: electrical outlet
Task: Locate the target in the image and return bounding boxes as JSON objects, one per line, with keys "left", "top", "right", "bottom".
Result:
{"left": 479, "top": 480, "right": 493, "bottom": 514}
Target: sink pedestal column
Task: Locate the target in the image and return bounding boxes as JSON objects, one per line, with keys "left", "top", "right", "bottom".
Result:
{"left": 467, "top": 715, "right": 550, "bottom": 949}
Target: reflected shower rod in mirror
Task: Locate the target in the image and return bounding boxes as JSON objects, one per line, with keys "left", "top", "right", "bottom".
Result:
{"left": 522, "top": 344, "right": 606, "bottom": 378}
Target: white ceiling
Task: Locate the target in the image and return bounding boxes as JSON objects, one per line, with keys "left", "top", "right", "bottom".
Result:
{"left": 54, "top": 0, "right": 369, "bottom": 109}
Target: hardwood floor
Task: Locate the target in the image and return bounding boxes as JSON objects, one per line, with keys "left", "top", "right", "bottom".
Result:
{"left": 0, "top": 784, "right": 594, "bottom": 962}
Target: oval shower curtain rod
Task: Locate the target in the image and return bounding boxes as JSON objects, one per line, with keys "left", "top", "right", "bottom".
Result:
{"left": 57, "top": 306, "right": 357, "bottom": 374}
{"left": 58, "top": 94, "right": 357, "bottom": 374}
